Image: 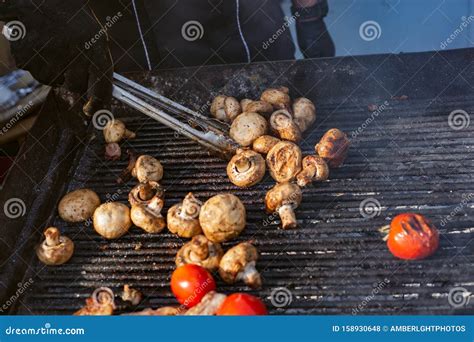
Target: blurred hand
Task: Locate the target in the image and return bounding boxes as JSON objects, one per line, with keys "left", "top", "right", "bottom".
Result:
{"left": 0, "top": 0, "right": 113, "bottom": 116}
{"left": 292, "top": 0, "right": 335, "bottom": 58}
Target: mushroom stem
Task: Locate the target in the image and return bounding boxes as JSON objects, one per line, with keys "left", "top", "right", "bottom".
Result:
{"left": 234, "top": 156, "right": 251, "bottom": 173}
{"left": 278, "top": 204, "right": 297, "bottom": 229}
{"left": 296, "top": 167, "right": 315, "bottom": 187}
{"left": 125, "top": 129, "right": 136, "bottom": 140}
{"left": 190, "top": 236, "right": 209, "bottom": 260}
{"left": 44, "top": 227, "right": 60, "bottom": 247}
{"left": 139, "top": 183, "right": 155, "bottom": 201}
{"left": 147, "top": 197, "right": 164, "bottom": 215}
{"left": 238, "top": 261, "right": 262, "bottom": 289}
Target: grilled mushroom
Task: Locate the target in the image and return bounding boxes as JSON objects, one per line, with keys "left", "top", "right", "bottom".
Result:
{"left": 74, "top": 287, "right": 116, "bottom": 316}
{"left": 199, "top": 194, "right": 246, "bottom": 242}
{"left": 219, "top": 242, "right": 262, "bottom": 288}
{"left": 265, "top": 182, "right": 302, "bottom": 229}
{"left": 293, "top": 97, "right": 316, "bottom": 132}
{"left": 93, "top": 202, "right": 132, "bottom": 239}
{"left": 210, "top": 95, "right": 241, "bottom": 122}
{"left": 261, "top": 87, "right": 291, "bottom": 110}
{"left": 36, "top": 227, "right": 74, "bottom": 266}
{"left": 58, "top": 189, "right": 101, "bottom": 223}
{"left": 104, "top": 119, "right": 136, "bottom": 143}
{"left": 266, "top": 141, "right": 302, "bottom": 183}
{"left": 227, "top": 148, "right": 266, "bottom": 187}
{"left": 131, "top": 155, "right": 163, "bottom": 183}
{"left": 252, "top": 135, "right": 281, "bottom": 155}
{"left": 128, "top": 181, "right": 166, "bottom": 234}
{"left": 121, "top": 285, "right": 142, "bottom": 306}
{"left": 176, "top": 235, "right": 224, "bottom": 271}
{"left": 269, "top": 109, "right": 302, "bottom": 142}
{"left": 167, "top": 193, "right": 202, "bottom": 238}
{"left": 241, "top": 100, "right": 273, "bottom": 117}
{"left": 125, "top": 306, "right": 184, "bottom": 316}
{"left": 230, "top": 112, "right": 268, "bottom": 147}
{"left": 315, "top": 128, "right": 350, "bottom": 168}
{"left": 296, "top": 155, "right": 329, "bottom": 187}
{"left": 185, "top": 291, "right": 227, "bottom": 315}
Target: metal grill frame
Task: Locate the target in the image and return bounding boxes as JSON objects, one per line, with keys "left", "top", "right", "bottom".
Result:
{"left": 1, "top": 48, "right": 473, "bottom": 315}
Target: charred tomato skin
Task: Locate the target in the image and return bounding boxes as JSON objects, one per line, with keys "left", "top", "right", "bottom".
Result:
{"left": 171, "top": 264, "right": 216, "bottom": 308}
{"left": 216, "top": 293, "right": 268, "bottom": 316}
{"left": 387, "top": 213, "right": 439, "bottom": 260}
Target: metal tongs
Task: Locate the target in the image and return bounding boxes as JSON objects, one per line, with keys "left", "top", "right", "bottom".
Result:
{"left": 112, "top": 73, "right": 239, "bottom": 159}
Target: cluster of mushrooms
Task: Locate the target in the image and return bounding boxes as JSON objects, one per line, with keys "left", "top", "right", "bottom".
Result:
{"left": 35, "top": 87, "right": 350, "bottom": 315}
{"left": 212, "top": 87, "right": 350, "bottom": 229}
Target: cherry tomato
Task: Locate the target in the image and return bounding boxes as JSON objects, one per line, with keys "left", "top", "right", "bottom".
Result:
{"left": 387, "top": 213, "right": 439, "bottom": 260}
{"left": 171, "top": 264, "right": 216, "bottom": 308}
{"left": 216, "top": 293, "right": 268, "bottom": 316}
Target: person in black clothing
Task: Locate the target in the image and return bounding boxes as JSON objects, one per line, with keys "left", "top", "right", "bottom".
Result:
{"left": 0, "top": 0, "right": 334, "bottom": 115}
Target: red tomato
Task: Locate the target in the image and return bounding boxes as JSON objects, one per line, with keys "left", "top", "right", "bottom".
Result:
{"left": 216, "top": 293, "right": 268, "bottom": 316}
{"left": 387, "top": 213, "right": 439, "bottom": 260}
{"left": 171, "top": 264, "right": 216, "bottom": 308}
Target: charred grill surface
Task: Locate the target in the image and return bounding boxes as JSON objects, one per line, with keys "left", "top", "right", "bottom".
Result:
{"left": 3, "top": 49, "right": 474, "bottom": 315}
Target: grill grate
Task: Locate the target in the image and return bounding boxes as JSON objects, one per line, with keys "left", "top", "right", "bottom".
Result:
{"left": 7, "top": 49, "right": 474, "bottom": 315}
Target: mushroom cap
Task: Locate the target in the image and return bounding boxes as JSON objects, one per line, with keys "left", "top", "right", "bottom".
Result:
{"left": 265, "top": 182, "right": 302, "bottom": 212}
{"left": 210, "top": 96, "right": 241, "bottom": 122}
{"left": 210, "top": 95, "right": 228, "bottom": 122}
{"left": 36, "top": 227, "right": 74, "bottom": 266}
{"left": 224, "top": 97, "right": 242, "bottom": 122}
{"left": 293, "top": 97, "right": 316, "bottom": 132}
{"left": 269, "top": 109, "right": 302, "bottom": 142}
{"left": 93, "top": 202, "right": 132, "bottom": 239}
{"left": 199, "top": 194, "right": 246, "bottom": 242}
{"left": 297, "top": 155, "right": 330, "bottom": 187}
{"left": 132, "top": 155, "right": 163, "bottom": 183}
{"left": 131, "top": 204, "right": 166, "bottom": 234}
{"left": 261, "top": 88, "right": 291, "bottom": 109}
{"left": 252, "top": 135, "right": 281, "bottom": 155}
{"left": 218, "top": 242, "right": 259, "bottom": 284}
{"left": 185, "top": 291, "right": 227, "bottom": 315}
{"left": 104, "top": 119, "right": 126, "bottom": 143}
{"left": 315, "top": 128, "right": 350, "bottom": 168}
{"left": 176, "top": 235, "right": 224, "bottom": 271}
{"left": 229, "top": 112, "right": 268, "bottom": 147}
{"left": 266, "top": 141, "right": 303, "bottom": 183}
{"left": 227, "top": 149, "right": 266, "bottom": 187}
{"left": 167, "top": 193, "right": 203, "bottom": 238}
{"left": 128, "top": 181, "right": 163, "bottom": 206}
{"left": 58, "top": 189, "right": 101, "bottom": 223}
{"left": 242, "top": 100, "right": 273, "bottom": 116}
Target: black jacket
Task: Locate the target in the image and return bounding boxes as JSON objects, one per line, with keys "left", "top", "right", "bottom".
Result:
{"left": 92, "top": 0, "right": 296, "bottom": 71}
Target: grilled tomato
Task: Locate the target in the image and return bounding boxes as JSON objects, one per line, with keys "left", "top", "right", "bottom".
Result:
{"left": 386, "top": 213, "right": 439, "bottom": 260}
{"left": 171, "top": 264, "right": 216, "bottom": 308}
